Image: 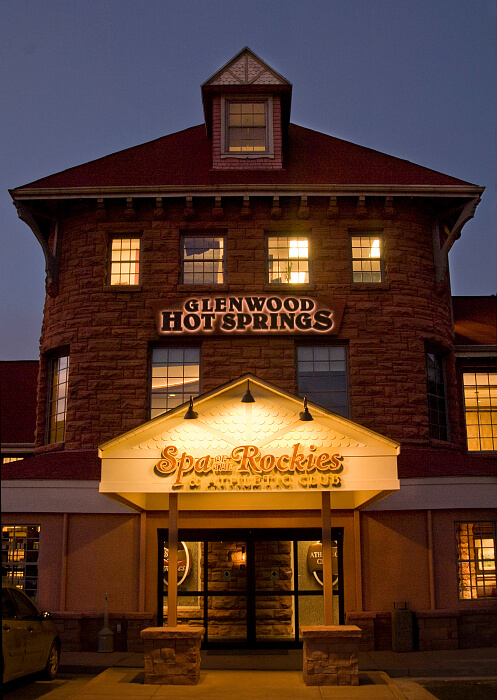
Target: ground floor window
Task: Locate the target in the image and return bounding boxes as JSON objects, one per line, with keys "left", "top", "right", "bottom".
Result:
{"left": 157, "top": 528, "right": 343, "bottom": 648}
{"left": 1, "top": 525, "right": 40, "bottom": 601}
{"left": 456, "top": 522, "right": 496, "bottom": 599}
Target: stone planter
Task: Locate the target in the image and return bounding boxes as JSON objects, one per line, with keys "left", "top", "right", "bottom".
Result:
{"left": 140, "top": 626, "right": 204, "bottom": 685}
{"left": 301, "top": 625, "right": 362, "bottom": 686}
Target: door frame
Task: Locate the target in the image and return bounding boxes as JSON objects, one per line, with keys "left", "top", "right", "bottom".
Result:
{"left": 157, "top": 527, "right": 344, "bottom": 648}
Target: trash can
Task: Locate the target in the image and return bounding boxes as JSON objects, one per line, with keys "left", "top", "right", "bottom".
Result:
{"left": 391, "top": 601, "right": 413, "bottom": 652}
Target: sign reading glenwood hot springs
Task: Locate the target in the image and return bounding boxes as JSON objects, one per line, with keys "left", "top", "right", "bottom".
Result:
{"left": 155, "top": 295, "right": 345, "bottom": 335}
{"left": 153, "top": 443, "right": 345, "bottom": 492}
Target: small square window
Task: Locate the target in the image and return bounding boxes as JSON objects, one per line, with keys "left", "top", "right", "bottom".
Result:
{"left": 182, "top": 236, "right": 225, "bottom": 285}
{"left": 351, "top": 234, "right": 384, "bottom": 283}
{"left": 109, "top": 238, "right": 141, "bottom": 285}
{"left": 267, "top": 236, "right": 309, "bottom": 284}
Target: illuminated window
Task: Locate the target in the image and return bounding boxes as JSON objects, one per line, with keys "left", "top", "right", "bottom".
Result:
{"left": 182, "top": 236, "right": 225, "bottom": 285}
{"left": 1, "top": 525, "right": 40, "bottom": 601}
{"left": 2, "top": 456, "right": 24, "bottom": 464}
{"left": 297, "top": 346, "right": 348, "bottom": 417}
{"left": 227, "top": 102, "right": 266, "bottom": 152}
{"left": 351, "top": 234, "right": 384, "bottom": 283}
{"left": 268, "top": 236, "right": 309, "bottom": 284}
{"left": 456, "top": 522, "right": 496, "bottom": 600}
{"left": 426, "top": 352, "right": 448, "bottom": 441}
{"left": 109, "top": 237, "right": 141, "bottom": 285}
{"left": 151, "top": 347, "right": 200, "bottom": 418}
{"left": 463, "top": 371, "right": 497, "bottom": 451}
{"left": 47, "top": 354, "right": 69, "bottom": 444}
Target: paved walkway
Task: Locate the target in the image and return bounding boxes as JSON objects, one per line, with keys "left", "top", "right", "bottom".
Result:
{"left": 6, "top": 648, "right": 494, "bottom": 700}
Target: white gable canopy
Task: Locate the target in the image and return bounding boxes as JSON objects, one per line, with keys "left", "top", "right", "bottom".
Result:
{"left": 99, "top": 375, "right": 399, "bottom": 511}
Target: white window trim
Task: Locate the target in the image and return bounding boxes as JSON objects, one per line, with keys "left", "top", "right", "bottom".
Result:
{"left": 220, "top": 96, "right": 274, "bottom": 159}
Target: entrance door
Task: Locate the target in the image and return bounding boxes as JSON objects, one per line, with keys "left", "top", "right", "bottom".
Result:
{"left": 158, "top": 528, "right": 343, "bottom": 648}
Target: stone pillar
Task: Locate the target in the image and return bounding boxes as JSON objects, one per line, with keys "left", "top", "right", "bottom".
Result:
{"left": 141, "top": 626, "right": 204, "bottom": 685}
{"left": 301, "top": 625, "right": 362, "bottom": 686}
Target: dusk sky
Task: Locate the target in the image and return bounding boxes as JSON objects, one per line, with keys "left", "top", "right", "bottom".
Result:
{"left": 1, "top": 0, "right": 496, "bottom": 360}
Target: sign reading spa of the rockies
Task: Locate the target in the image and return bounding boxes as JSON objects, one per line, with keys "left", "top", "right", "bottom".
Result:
{"left": 153, "top": 443, "right": 346, "bottom": 492}
{"left": 155, "top": 296, "right": 345, "bottom": 335}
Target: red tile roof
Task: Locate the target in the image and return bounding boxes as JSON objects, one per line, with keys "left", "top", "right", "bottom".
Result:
{"left": 13, "top": 124, "right": 477, "bottom": 192}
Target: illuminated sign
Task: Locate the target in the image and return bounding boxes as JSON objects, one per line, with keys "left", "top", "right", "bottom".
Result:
{"left": 155, "top": 296, "right": 345, "bottom": 335}
{"left": 153, "top": 443, "right": 345, "bottom": 492}
{"left": 163, "top": 541, "right": 191, "bottom": 586}
{"left": 307, "top": 542, "right": 338, "bottom": 586}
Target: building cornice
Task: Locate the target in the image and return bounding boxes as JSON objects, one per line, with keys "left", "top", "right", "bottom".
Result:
{"left": 10, "top": 183, "right": 485, "bottom": 202}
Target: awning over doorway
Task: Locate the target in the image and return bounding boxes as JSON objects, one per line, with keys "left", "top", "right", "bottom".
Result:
{"left": 99, "top": 375, "right": 399, "bottom": 511}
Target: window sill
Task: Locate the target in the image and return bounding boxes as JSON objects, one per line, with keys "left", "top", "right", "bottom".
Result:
{"left": 351, "top": 282, "right": 390, "bottom": 291}
{"left": 220, "top": 152, "right": 274, "bottom": 159}
{"left": 35, "top": 442, "right": 65, "bottom": 455}
{"left": 103, "top": 285, "right": 142, "bottom": 292}
{"left": 177, "top": 284, "right": 229, "bottom": 293}
{"left": 263, "top": 283, "right": 316, "bottom": 293}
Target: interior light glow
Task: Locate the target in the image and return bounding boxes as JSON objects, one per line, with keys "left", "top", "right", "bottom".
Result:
{"left": 290, "top": 271, "right": 307, "bottom": 283}
{"left": 289, "top": 240, "right": 308, "bottom": 258}
{"left": 370, "top": 240, "right": 381, "bottom": 258}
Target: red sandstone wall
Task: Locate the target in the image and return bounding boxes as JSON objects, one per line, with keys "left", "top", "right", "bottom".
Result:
{"left": 36, "top": 195, "right": 458, "bottom": 453}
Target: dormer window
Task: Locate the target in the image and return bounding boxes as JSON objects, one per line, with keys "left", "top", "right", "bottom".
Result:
{"left": 228, "top": 101, "right": 266, "bottom": 152}
{"left": 221, "top": 98, "right": 273, "bottom": 158}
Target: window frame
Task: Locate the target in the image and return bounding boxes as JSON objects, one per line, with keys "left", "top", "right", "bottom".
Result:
{"left": 150, "top": 345, "right": 201, "bottom": 419}
{"left": 266, "top": 234, "right": 311, "bottom": 285}
{"left": 350, "top": 232, "right": 385, "bottom": 284}
{"left": 455, "top": 521, "right": 496, "bottom": 600}
{"left": 181, "top": 234, "right": 227, "bottom": 286}
{"left": 462, "top": 369, "right": 497, "bottom": 452}
{"left": 296, "top": 344, "right": 349, "bottom": 418}
{"left": 220, "top": 97, "right": 274, "bottom": 158}
{"left": 108, "top": 235, "right": 142, "bottom": 287}
{"left": 1, "top": 525, "right": 41, "bottom": 601}
{"left": 46, "top": 352, "right": 70, "bottom": 444}
{"left": 426, "top": 350, "right": 449, "bottom": 441}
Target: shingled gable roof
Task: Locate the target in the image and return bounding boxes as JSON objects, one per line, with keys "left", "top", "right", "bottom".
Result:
{"left": 13, "top": 123, "right": 480, "bottom": 195}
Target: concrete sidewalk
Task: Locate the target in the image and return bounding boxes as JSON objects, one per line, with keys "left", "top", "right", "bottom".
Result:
{"left": 59, "top": 646, "right": 497, "bottom": 678}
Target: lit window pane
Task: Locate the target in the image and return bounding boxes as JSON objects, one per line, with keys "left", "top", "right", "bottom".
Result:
{"left": 350, "top": 234, "right": 384, "bottom": 283}
{"left": 267, "top": 236, "right": 310, "bottom": 284}
{"left": 109, "top": 238, "right": 141, "bottom": 285}
{"left": 463, "top": 372, "right": 497, "bottom": 451}
{"left": 228, "top": 102, "right": 267, "bottom": 152}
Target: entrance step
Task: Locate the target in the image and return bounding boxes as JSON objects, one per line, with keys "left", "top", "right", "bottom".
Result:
{"left": 202, "top": 649, "right": 303, "bottom": 670}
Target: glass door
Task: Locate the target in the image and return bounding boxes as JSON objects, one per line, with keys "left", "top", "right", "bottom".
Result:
{"left": 157, "top": 528, "right": 343, "bottom": 648}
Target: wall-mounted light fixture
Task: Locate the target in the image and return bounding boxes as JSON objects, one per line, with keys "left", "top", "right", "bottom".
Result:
{"left": 183, "top": 396, "right": 198, "bottom": 420}
{"left": 299, "top": 396, "right": 313, "bottom": 421}
{"left": 230, "top": 545, "right": 246, "bottom": 564}
{"left": 241, "top": 380, "right": 255, "bottom": 403}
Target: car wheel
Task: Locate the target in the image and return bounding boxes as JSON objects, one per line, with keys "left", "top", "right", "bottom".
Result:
{"left": 42, "top": 641, "right": 60, "bottom": 680}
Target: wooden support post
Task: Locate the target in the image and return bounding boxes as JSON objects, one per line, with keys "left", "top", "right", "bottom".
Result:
{"left": 322, "top": 490, "right": 334, "bottom": 625}
{"left": 167, "top": 493, "right": 178, "bottom": 627}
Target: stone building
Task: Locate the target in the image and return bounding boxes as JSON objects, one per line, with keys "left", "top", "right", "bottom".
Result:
{"left": 2, "top": 48, "right": 496, "bottom": 656}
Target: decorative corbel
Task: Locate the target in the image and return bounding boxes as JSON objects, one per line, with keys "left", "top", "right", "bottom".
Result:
{"left": 15, "top": 202, "right": 59, "bottom": 297}
{"left": 153, "top": 197, "right": 166, "bottom": 220}
{"left": 297, "top": 195, "right": 310, "bottom": 219}
{"left": 124, "top": 196, "right": 136, "bottom": 221}
{"left": 356, "top": 195, "right": 367, "bottom": 218}
{"left": 433, "top": 197, "right": 480, "bottom": 290}
{"left": 183, "top": 196, "right": 195, "bottom": 220}
{"left": 270, "top": 196, "right": 282, "bottom": 219}
{"left": 240, "top": 195, "right": 252, "bottom": 218}
{"left": 212, "top": 196, "right": 224, "bottom": 219}
{"left": 96, "top": 198, "right": 107, "bottom": 222}
{"left": 327, "top": 196, "right": 339, "bottom": 219}
{"left": 384, "top": 196, "right": 394, "bottom": 218}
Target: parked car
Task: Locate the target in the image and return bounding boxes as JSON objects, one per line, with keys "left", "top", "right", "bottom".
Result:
{"left": 2, "top": 585, "right": 60, "bottom": 684}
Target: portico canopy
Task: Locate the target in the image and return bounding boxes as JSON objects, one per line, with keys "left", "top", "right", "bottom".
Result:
{"left": 99, "top": 375, "right": 400, "bottom": 511}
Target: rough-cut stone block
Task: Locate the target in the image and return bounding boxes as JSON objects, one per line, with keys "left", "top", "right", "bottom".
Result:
{"left": 140, "top": 626, "right": 204, "bottom": 685}
{"left": 301, "top": 626, "right": 361, "bottom": 686}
